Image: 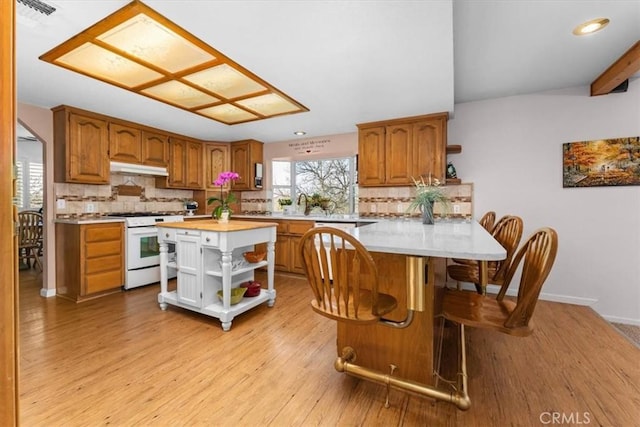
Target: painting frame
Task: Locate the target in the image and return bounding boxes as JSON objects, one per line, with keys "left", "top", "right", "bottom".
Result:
{"left": 562, "top": 137, "right": 640, "bottom": 188}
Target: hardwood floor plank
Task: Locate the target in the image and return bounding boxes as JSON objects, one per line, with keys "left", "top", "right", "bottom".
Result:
{"left": 18, "top": 270, "right": 640, "bottom": 426}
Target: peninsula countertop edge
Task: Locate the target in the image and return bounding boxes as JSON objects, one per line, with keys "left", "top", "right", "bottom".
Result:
{"left": 347, "top": 220, "right": 507, "bottom": 261}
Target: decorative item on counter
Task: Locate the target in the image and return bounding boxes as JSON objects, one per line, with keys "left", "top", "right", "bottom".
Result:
{"left": 184, "top": 200, "right": 198, "bottom": 216}
{"left": 278, "top": 198, "right": 294, "bottom": 215}
{"left": 207, "top": 171, "right": 240, "bottom": 223}
{"left": 309, "top": 193, "right": 335, "bottom": 215}
{"left": 240, "top": 280, "right": 261, "bottom": 297}
{"left": 217, "top": 287, "right": 246, "bottom": 305}
{"left": 243, "top": 251, "right": 266, "bottom": 263}
{"left": 407, "top": 174, "right": 450, "bottom": 225}
{"left": 446, "top": 162, "right": 457, "bottom": 179}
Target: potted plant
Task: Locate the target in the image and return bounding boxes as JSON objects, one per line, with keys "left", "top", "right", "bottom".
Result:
{"left": 278, "top": 198, "right": 294, "bottom": 214}
{"left": 207, "top": 171, "right": 240, "bottom": 222}
{"left": 407, "top": 175, "right": 450, "bottom": 224}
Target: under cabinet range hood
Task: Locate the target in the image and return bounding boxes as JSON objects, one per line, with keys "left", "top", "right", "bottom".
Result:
{"left": 110, "top": 161, "right": 169, "bottom": 177}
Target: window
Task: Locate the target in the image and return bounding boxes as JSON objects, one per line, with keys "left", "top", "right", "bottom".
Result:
{"left": 16, "top": 159, "right": 43, "bottom": 210}
{"left": 272, "top": 157, "right": 357, "bottom": 214}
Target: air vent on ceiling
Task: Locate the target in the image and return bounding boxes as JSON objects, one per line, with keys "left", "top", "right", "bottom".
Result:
{"left": 16, "top": 0, "right": 57, "bottom": 27}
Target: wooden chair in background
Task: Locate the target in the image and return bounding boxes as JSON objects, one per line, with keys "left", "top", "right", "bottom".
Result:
{"left": 18, "top": 210, "right": 43, "bottom": 271}
{"left": 478, "top": 210, "right": 496, "bottom": 233}
{"left": 442, "top": 227, "right": 558, "bottom": 336}
{"left": 299, "top": 227, "right": 397, "bottom": 323}
{"left": 448, "top": 215, "right": 523, "bottom": 294}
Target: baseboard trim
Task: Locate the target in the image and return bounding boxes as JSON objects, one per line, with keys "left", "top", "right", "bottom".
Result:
{"left": 600, "top": 315, "right": 640, "bottom": 326}
{"left": 40, "top": 287, "right": 56, "bottom": 298}
{"left": 456, "top": 283, "right": 598, "bottom": 306}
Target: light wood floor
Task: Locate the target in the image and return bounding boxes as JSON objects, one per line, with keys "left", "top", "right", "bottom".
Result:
{"left": 19, "top": 269, "right": 640, "bottom": 426}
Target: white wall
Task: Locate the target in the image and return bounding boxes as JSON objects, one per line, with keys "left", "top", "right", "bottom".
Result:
{"left": 449, "top": 82, "right": 640, "bottom": 325}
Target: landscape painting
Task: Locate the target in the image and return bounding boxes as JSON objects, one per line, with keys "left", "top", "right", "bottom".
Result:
{"left": 563, "top": 137, "right": 640, "bottom": 187}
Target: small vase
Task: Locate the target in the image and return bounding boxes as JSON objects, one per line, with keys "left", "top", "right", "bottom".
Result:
{"left": 420, "top": 201, "right": 434, "bottom": 225}
{"left": 219, "top": 205, "right": 231, "bottom": 224}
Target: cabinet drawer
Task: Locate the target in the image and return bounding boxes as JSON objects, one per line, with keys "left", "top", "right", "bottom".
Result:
{"left": 201, "top": 231, "right": 219, "bottom": 246}
{"left": 85, "top": 269, "right": 123, "bottom": 294}
{"left": 85, "top": 225, "right": 122, "bottom": 242}
{"left": 85, "top": 254, "right": 122, "bottom": 274}
{"left": 159, "top": 228, "right": 177, "bottom": 243}
{"left": 86, "top": 240, "right": 121, "bottom": 258}
{"left": 288, "top": 221, "right": 314, "bottom": 235}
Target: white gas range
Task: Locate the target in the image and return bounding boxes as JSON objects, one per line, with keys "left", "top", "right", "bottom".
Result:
{"left": 106, "top": 213, "right": 183, "bottom": 289}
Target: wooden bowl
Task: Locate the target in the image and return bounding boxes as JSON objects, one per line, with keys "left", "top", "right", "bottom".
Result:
{"left": 217, "top": 287, "right": 246, "bottom": 305}
{"left": 243, "top": 251, "right": 266, "bottom": 263}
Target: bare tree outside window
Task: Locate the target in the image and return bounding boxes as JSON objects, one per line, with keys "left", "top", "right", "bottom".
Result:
{"left": 272, "top": 157, "right": 356, "bottom": 214}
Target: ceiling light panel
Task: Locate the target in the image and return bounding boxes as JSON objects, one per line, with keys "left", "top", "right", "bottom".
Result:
{"left": 56, "top": 42, "right": 163, "bottom": 87}
{"left": 184, "top": 64, "right": 267, "bottom": 99}
{"left": 237, "top": 93, "right": 301, "bottom": 116}
{"left": 40, "top": 0, "right": 308, "bottom": 125}
{"left": 197, "top": 104, "right": 258, "bottom": 124}
{"left": 141, "top": 80, "right": 219, "bottom": 108}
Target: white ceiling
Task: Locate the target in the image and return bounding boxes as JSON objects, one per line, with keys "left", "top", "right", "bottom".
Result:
{"left": 16, "top": 0, "right": 640, "bottom": 143}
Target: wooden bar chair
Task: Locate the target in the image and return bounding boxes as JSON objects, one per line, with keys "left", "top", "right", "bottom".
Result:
{"left": 18, "top": 211, "right": 43, "bottom": 271}
{"left": 299, "top": 227, "right": 397, "bottom": 323}
{"left": 450, "top": 211, "right": 497, "bottom": 267}
{"left": 478, "top": 210, "right": 496, "bottom": 233}
{"left": 442, "top": 227, "right": 558, "bottom": 336}
{"left": 448, "top": 215, "right": 523, "bottom": 294}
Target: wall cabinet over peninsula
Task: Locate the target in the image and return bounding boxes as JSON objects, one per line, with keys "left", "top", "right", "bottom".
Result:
{"left": 357, "top": 112, "right": 448, "bottom": 186}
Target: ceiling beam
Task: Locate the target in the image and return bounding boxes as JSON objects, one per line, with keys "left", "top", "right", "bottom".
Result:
{"left": 591, "top": 40, "right": 640, "bottom": 96}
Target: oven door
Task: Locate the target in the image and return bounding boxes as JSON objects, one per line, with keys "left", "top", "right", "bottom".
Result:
{"left": 126, "top": 226, "right": 173, "bottom": 270}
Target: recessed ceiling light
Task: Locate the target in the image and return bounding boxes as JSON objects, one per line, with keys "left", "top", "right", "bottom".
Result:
{"left": 572, "top": 18, "right": 610, "bottom": 36}
{"left": 294, "top": 131, "right": 306, "bottom": 136}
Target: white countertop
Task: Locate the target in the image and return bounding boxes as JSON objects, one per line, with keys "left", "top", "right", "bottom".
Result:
{"left": 347, "top": 220, "right": 506, "bottom": 261}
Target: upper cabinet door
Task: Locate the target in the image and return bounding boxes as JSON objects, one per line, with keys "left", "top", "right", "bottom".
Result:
{"left": 109, "top": 123, "right": 142, "bottom": 164}
{"left": 65, "top": 112, "right": 110, "bottom": 184}
{"left": 230, "top": 140, "right": 263, "bottom": 191}
{"left": 185, "top": 140, "right": 204, "bottom": 189}
{"left": 357, "top": 126, "right": 386, "bottom": 186}
{"left": 142, "top": 131, "right": 169, "bottom": 167}
{"left": 412, "top": 118, "right": 446, "bottom": 181}
{"left": 204, "top": 143, "right": 230, "bottom": 190}
{"left": 168, "top": 137, "right": 187, "bottom": 187}
{"left": 385, "top": 124, "right": 413, "bottom": 184}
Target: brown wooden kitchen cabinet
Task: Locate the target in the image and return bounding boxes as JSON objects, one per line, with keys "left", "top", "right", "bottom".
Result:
{"left": 142, "top": 130, "right": 169, "bottom": 167}
{"left": 204, "top": 142, "right": 230, "bottom": 190}
{"left": 109, "top": 122, "right": 142, "bottom": 164}
{"left": 235, "top": 218, "right": 313, "bottom": 274}
{"left": 230, "top": 139, "right": 263, "bottom": 191}
{"left": 56, "top": 221, "right": 124, "bottom": 302}
{"left": 53, "top": 106, "right": 110, "bottom": 184}
{"left": 157, "top": 137, "right": 204, "bottom": 189}
{"left": 357, "top": 112, "right": 448, "bottom": 186}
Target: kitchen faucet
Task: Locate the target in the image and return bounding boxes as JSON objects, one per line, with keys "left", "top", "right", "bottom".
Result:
{"left": 297, "top": 193, "right": 311, "bottom": 216}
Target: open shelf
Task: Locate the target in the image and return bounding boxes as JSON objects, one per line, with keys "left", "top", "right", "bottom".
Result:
{"left": 204, "top": 260, "right": 268, "bottom": 277}
{"left": 446, "top": 144, "right": 462, "bottom": 154}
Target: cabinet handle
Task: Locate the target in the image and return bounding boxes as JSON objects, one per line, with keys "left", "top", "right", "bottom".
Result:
{"left": 206, "top": 237, "right": 210, "bottom": 242}
{"left": 165, "top": 233, "right": 169, "bottom": 238}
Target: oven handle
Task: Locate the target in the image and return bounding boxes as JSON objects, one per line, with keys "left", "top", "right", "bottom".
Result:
{"left": 127, "top": 226, "right": 158, "bottom": 236}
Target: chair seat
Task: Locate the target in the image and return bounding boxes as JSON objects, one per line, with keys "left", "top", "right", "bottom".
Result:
{"left": 442, "top": 288, "right": 532, "bottom": 337}
{"left": 311, "top": 289, "right": 397, "bottom": 324}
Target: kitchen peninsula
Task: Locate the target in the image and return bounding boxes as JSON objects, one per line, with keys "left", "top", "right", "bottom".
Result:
{"left": 156, "top": 220, "right": 277, "bottom": 331}
{"left": 323, "top": 219, "right": 506, "bottom": 400}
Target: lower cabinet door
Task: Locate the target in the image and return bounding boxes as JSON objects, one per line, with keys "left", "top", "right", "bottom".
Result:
{"left": 176, "top": 233, "right": 202, "bottom": 307}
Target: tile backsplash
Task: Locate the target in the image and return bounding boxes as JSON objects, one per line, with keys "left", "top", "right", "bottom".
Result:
{"left": 54, "top": 174, "right": 193, "bottom": 218}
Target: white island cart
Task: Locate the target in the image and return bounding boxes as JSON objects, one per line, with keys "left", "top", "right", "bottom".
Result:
{"left": 157, "top": 220, "right": 277, "bottom": 331}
